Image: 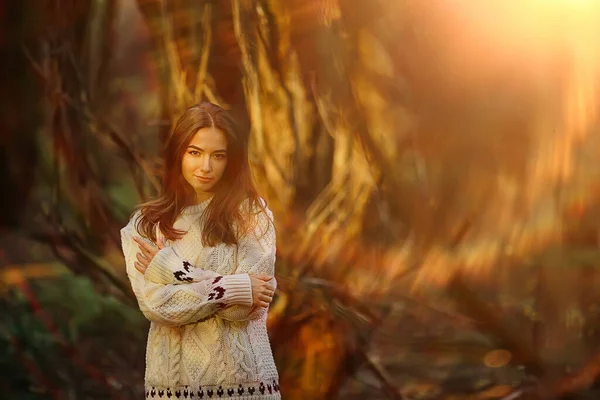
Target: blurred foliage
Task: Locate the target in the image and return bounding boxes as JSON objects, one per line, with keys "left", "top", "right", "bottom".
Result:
{"left": 1, "top": 274, "right": 147, "bottom": 399}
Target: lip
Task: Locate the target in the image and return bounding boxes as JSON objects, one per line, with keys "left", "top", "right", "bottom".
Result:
{"left": 194, "top": 175, "right": 213, "bottom": 183}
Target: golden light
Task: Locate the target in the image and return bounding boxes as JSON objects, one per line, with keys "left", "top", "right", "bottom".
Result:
{"left": 400, "top": 0, "right": 600, "bottom": 287}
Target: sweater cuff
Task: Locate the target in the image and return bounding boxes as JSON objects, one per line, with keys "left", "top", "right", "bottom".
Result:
{"left": 144, "top": 247, "right": 182, "bottom": 284}
{"left": 221, "top": 274, "right": 253, "bottom": 306}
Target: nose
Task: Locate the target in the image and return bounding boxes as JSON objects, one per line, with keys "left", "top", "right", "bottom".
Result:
{"left": 200, "top": 154, "right": 212, "bottom": 173}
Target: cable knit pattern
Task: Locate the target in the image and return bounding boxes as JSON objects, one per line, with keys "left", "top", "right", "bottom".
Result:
{"left": 216, "top": 319, "right": 228, "bottom": 385}
{"left": 169, "top": 328, "right": 182, "bottom": 386}
{"left": 121, "top": 198, "right": 280, "bottom": 399}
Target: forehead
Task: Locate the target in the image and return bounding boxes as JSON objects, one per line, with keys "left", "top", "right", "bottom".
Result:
{"left": 187, "top": 127, "right": 227, "bottom": 149}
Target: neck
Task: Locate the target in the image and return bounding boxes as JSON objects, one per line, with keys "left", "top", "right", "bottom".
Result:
{"left": 194, "top": 192, "right": 213, "bottom": 204}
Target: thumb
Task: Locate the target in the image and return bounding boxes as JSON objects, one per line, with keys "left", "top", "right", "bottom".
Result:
{"left": 155, "top": 223, "right": 165, "bottom": 249}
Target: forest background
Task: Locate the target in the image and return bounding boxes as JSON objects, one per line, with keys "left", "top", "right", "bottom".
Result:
{"left": 3, "top": 1, "right": 600, "bottom": 399}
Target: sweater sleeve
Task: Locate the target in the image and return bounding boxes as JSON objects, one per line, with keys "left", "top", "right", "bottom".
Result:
{"left": 120, "top": 215, "right": 253, "bottom": 327}
{"left": 218, "top": 202, "right": 277, "bottom": 322}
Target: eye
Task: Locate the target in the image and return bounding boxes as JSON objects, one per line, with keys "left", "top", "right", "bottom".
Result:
{"left": 213, "top": 153, "right": 226, "bottom": 160}
{"left": 188, "top": 150, "right": 200, "bottom": 156}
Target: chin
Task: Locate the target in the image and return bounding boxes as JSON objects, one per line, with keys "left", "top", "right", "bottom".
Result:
{"left": 193, "top": 183, "right": 214, "bottom": 192}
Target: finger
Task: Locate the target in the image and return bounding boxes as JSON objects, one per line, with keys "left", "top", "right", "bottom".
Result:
{"left": 257, "top": 300, "right": 269, "bottom": 308}
{"left": 260, "top": 285, "right": 274, "bottom": 297}
{"left": 259, "top": 294, "right": 272, "bottom": 302}
{"left": 140, "top": 242, "right": 155, "bottom": 256}
{"left": 138, "top": 243, "right": 155, "bottom": 259}
{"left": 136, "top": 253, "right": 149, "bottom": 267}
{"left": 251, "top": 273, "right": 272, "bottom": 280}
{"left": 133, "top": 236, "right": 147, "bottom": 248}
{"left": 154, "top": 234, "right": 165, "bottom": 250}
{"left": 257, "top": 274, "right": 273, "bottom": 281}
{"left": 134, "top": 261, "right": 146, "bottom": 274}
{"left": 135, "top": 237, "right": 156, "bottom": 255}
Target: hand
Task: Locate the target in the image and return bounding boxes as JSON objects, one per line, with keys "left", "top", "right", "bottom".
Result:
{"left": 249, "top": 273, "right": 275, "bottom": 308}
{"left": 133, "top": 236, "right": 166, "bottom": 274}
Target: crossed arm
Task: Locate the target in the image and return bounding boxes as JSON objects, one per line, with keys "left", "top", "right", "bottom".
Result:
{"left": 121, "top": 209, "right": 277, "bottom": 326}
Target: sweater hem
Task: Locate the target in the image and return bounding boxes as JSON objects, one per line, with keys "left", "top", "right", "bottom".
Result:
{"left": 144, "top": 379, "right": 281, "bottom": 399}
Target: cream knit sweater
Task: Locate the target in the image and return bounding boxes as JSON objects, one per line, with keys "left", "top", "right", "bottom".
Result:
{"left": 120, "top": 198, "right": 280, "bottom": 399}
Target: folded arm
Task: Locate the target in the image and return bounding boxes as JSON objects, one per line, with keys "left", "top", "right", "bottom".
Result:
{"left": 139, "top": 203, "right": 277, "bottom": 322}
{"left": 219, "top": 205, "right": 277, "bottom": 321}
{"left": 121, "top": 219, "right": 253, "bottom": 327}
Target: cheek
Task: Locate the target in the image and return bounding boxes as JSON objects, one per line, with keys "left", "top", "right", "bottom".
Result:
{"left": 181, "top": 160, "right": 194, "bottom": 179}
{"left": 181, "top": 156, "right": 195, "bottom": 172}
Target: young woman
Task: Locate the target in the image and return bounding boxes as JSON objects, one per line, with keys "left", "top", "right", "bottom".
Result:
{"left": 120, "top": 102, "right": 281, "bottom": 399}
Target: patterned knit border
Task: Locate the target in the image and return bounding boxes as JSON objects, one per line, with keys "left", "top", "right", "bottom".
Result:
{"left": 145, "top": 380, "right": 281, "bottom": 399}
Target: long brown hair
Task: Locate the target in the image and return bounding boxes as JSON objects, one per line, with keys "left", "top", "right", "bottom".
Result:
{"left": 134, "top": 102, "right": 264, "bottom": 246}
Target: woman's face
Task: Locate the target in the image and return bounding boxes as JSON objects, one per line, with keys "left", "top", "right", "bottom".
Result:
{"left": 181, "top": 127, "right": 228, "bottom": 203}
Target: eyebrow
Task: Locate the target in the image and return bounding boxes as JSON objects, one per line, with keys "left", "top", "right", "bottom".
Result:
{"left": 187, "top": 145, "right": 227, "bottom": 153}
